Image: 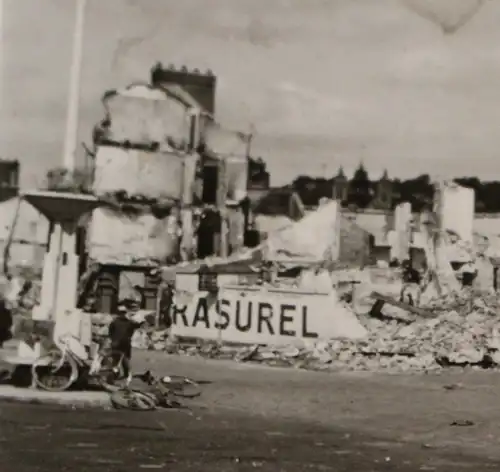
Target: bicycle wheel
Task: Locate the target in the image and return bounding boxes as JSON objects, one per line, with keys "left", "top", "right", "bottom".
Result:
{"left": 97, "top": 351, "right": 129, "bottom": 392}
{"left": 160, "top": 375, "right": 202, "bottom": 398}
{"left": 110, "top": 389, "right": 157, "bottom": 411}
{"left": 32, "top": 350, "right": 79, "bottom": 392}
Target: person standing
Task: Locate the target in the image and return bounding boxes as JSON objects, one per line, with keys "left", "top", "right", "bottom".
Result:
{"left": 400, "top": 259, "right": 422, "bottom": 306}
{"left": 107, "top": 306, "right": 144, "bottom": 382}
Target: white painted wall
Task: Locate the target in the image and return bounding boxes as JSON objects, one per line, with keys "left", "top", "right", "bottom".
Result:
{"left": 88, "top": 207, "right": 179, "bottom": 264}
{"left": 437, "top": 182, "right": 475, "bottom": 243}
{"left": 391, "top": 202, "right": 412, "bottom": 261}
{"left": 104, "top": 84, "right": 191, "bottom": 145}
{"left": 94, "top": 145, "right": 198, "bottom": 201}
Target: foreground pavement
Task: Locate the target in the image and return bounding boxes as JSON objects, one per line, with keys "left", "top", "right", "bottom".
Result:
{"left": 3, "top": 345, "right": 500, "bottom": 469}
{"left": 133, "top": 350, "right": 500, "bottom": 460}
{"left": 1, "top": 401, "right": 498, "bottom": 472}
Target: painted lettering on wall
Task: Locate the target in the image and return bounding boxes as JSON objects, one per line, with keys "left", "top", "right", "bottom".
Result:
{"left": 171, "top": 296, "right": 318, "bottom": 338}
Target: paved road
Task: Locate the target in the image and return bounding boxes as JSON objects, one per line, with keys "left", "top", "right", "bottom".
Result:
{"left": 0, "top": 402, "right": 498, "bottom": 472}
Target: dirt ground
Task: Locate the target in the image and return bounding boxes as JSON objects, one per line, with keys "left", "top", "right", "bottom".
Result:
{"left": 133, "top": 350, "right": 500, "bottom": 461}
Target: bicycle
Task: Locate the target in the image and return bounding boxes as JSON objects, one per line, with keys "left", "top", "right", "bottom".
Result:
{"left": 31, "top": 335, "right": 129, "bottom": 392}
{"left": 108, "top": 388, "right": 157, "bottom": 411}
{"left": 109, "top": 370, "right": 201, "bottom": 411}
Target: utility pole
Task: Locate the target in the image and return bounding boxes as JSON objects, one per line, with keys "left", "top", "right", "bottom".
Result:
{"left": 62, "top": 0, "right": 86, "bottom": 173}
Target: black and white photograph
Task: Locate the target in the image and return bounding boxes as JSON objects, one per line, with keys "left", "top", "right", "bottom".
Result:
{"left": 0, "top": 0, "right": 500, "bottom": 470}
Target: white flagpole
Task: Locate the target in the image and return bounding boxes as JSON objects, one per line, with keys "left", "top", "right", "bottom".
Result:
{"left": 62, "top": 0, "right": 86, "bottom": 173}
{"left": 0, "top": 0, "right": 4, "bottom": 153}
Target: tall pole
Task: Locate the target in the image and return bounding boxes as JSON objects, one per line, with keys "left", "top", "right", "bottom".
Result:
{"left": 0, "top": 0, "right": 4, "bottom": 153}
{"left": 62, "top": 0, "right": 86, "bottom": 173}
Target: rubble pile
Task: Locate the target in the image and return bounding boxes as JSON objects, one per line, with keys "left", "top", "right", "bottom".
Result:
{"left": 6, "top": 268, "right": 500, "bottom": 374}
{"left": 121, "top": 291, "right": 500, "bottom": 373}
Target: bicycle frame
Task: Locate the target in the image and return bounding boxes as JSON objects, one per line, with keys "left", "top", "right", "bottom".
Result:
{"left": 56, "top": 335, "right": 88, "bottom": 365}
{"left": 88, "top": 350, "right": 124, "bottom": 377}
{"left": 55, "top": 335, "right": 112, "bottom": 378}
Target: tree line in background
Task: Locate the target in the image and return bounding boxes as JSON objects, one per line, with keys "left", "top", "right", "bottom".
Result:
{"left": 289, "top": 173, "right": 500, "bottom": 213}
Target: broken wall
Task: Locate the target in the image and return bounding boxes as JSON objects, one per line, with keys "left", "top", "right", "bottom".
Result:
{"left": 435, "top": 182, "right": 475, "bottom": 243}
{"left": 90, "top": 145, "right": 196, "bottom": 264}
{"left": 90, "top": 83, "right": 202, "bottom": 265}
{"left": 338, "top": 215, "right": 371, "bottom": 267}
{"left": 88, "top": 208, "right": 179, "bottom": 264}
{"left": 93, "top": 145, "right": 198, "bottom": 201}
{"left": 103, "top": 84, "right": 191, "bottom": 145}
{"left": 390, "top": 202, "right": 412, "bottom": 261}
{"left": 223, "top": 157, "right": 248, "bottom": 203}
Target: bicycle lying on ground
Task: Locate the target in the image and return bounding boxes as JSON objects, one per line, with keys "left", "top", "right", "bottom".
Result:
{"left": 109, "top": 370, "right": 202, "bottom": 411}
{"left": 31, "top": 335, "right": 129, "bottom": 392}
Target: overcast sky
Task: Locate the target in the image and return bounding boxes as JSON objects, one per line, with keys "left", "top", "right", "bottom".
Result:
{"left": 2, "top": 0, "right": 500, "bottom": 188}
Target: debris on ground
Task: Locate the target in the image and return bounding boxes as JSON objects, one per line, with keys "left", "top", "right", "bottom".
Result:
{"left": 6, "top": 264, "right": 500, "bottom": 375}
{"left": 450, "top": 420, "right": 475, "bottom": 427}
{"left": 117, "top": 290, "right": 500, "bottom": 374}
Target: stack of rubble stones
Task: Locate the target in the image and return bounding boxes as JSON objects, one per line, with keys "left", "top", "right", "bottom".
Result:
{"left": 124, "top": 290, "right": 500, "bottom": 373}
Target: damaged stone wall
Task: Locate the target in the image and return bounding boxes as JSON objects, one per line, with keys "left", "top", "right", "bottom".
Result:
{"left": 338, "top": 215, "right": 371, "bottom": 267}
{"left": 435, "top": 181, "right": 475, "bottom": 244}
{"left": 103, "top": 84, "right": 191, "bottom": 146}
{"left": 89, "top": 82, "right": 201, "bottom": 265}
{"left": 89, "top": 207, "right": 179, "bottom": 264}
{"left": 90, "top": 146, "right": 198, "bottom": 264}
{"left": 223, "top": 157, "right": 248, "bottom": 203}
{"left": 93, "top": 145, "right": 197, "bottom": 201}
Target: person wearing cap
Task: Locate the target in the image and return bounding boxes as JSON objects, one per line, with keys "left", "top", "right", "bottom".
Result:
{"left": 107, "top": 305, "right": 144, "bottom": 381}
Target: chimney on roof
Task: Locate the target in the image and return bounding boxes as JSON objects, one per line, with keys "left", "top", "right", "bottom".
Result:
{"left": 150, "top": 63, "right": 217, "bottom": 115}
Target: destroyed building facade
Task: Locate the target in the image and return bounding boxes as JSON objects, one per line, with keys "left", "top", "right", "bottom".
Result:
{"left": 86, "top": 64, "right": 253, "bottom": 312}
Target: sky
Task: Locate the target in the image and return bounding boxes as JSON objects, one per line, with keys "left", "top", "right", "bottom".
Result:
{"left": 2, "top": 0, "right": 500, "bottom": 188}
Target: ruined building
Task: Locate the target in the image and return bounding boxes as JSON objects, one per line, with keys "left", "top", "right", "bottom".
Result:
{"left": 87, "top": 64, "right": 252, "bottom": 312}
